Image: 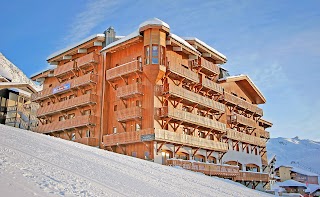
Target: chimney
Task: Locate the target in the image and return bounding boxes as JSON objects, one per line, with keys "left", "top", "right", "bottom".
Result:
{"left": 104, "top": 26, "right": 116, "bottom": 47}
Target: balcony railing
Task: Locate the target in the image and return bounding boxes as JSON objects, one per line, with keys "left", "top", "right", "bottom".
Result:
{"left": 158, "top": 106, "right": 226, "bottom": 133}
{"left": 157, "top": 84, "right": 225, "bottom": 113}
{"left": 234, "top": 171, "right": 269, "bottom": 182}
{"left": 167, "top": 64, "right": 199, "bottom": 84}
{"left": 75, "top": 137, "right": 99, "bottom": 146}
{"left": 228, "top": 114, "right": 257, "bottom": 128}
{"left": 32, "top": 73, "right": 98, "bottom": 101}
{"left": 54, "top": 61, "right": 75, "bottom": 77}
{"left": 199, "top": 57, "right": 220, "bottom": 75}
{"left": 225, "top": 129, "right": 266, "bottom": 147}
{"left": 76, "top": 52, "right": 99, "bottom": 69}
{"left": 116, "top": 83, "right": 143, "bottom": 99}
{"left": 116, "top": 106, "right": 142, "bottom": 122}
{"left": 223, "top": 92, "right": 263, "bottom": 116}
{"left": 37, "top": 94, "right": 98, "bottom": 117}
{"left": 34, "top": 115, "right": 97, "bottom": 133}
{"left": 106, "top": 60, "right": 141, "bottom": 81}
{"left": 201, "top": 77, "right": 224, "bottom": 95}
{"left": 255, "top": 128, "right": 270, "bottom": 139}
{"left": 103, "top": 128, "right": 228, "bottom": 152}
{"left": 167, "top": 159, "right": 239, "bottom": 177}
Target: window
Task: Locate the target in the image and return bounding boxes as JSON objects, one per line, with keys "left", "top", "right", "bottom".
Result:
{"left": 198, "top": 131, "right": 205, "bottom": 138}
{"left": 135, "top": 123, "right": 141, "bottom": 131}
{"left": 138, "top": 56, "right": 142, "bottom": 70}
{"left": 136, "top": 100, "right": 141, "bottom": 107}
{"left": 152, "top": 45, "right": 159, "bottom": 64}
{"left": 49, "top": 84, "right": 52, "bottom": 88}
{"left": 59, "top": 116, "right": 65, "bottom": 121}
{"left": 71, "top": 133, "right": 75, "bottom": 141}
{"left": 83, "top": 109, "right": 91, "bottom": 115}
{"left": 132, "top": 152, "right": 137, "bottom": 157}
{"left": 136, "top": 77, "right": 141, "bottom": 83}
{"left": 60, "top": 97, "right": 67, "bottom": 102}
{"left": 114, "top": 105, "right": 117, "bottom": 111}
{"left": 145, "top": 46, "right": 150, "bottom": 64}
{"left": 84, "top": 89, "right": 92, "bottom": 94}
{"left": 68, "top": 113, "right": 75, "bottom": 119}
{"left": 47, "top": 101, "right": 51, "bottom": 106}
{"left": 114, "top": 84, "right": 118, "bottom": 90}
{"left": 113, "top": 127, "right": 117, "bottom": 134}
{"left": 69, "top": 94, "right": 75, "bottom": 99}
{"left": 144, "top": 151, "right": 150, "bottom": 160}
{"left": 86, "top": 130, "right": 90, "bottom": 137}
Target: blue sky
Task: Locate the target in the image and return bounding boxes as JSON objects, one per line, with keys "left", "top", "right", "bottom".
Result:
{"left": 1, "top": 0, "right": 319, "bottom": 140}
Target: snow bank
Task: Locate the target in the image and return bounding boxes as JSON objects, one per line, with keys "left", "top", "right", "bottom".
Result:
{"left": 0, "top": 125, "right": 270, "bottom": 197}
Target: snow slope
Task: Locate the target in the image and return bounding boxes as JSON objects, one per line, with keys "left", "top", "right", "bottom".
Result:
{"left": 0, "top": 124, "right": 270, "bottom": 197}
{"left": 267, "top": 137, "right": 320, "bottom": 176}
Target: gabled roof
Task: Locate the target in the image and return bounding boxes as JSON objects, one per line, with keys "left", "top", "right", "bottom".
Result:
{"left": 276, "top": 165, "right": 319, "bottom": 176}
{"left": 279, "top": 180, "right": 307, "bottom": 188}
{"left": 219, "top": 74, "right": 266, "bottom": 104}
{"left": 0, "top": 82, "right": 40, "bottom": 93}
{"left": 183, "top": 37, "right": 227, "bottom": 63}
{"left": 47, "top": 34, "right": 105, "bottom": 61}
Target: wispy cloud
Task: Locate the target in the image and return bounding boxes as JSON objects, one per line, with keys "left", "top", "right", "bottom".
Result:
{"left": 63, "top": 0, "right": 122, "bottom": 45}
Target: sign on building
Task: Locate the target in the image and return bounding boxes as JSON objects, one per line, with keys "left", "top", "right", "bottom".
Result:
{"left": 141, "top": 134, "right": 155, "bottom": 141}
{"left": 52, "top": 83, "right": 71, "bottom": 94}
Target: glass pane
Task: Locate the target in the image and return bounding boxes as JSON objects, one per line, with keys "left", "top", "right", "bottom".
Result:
{"left": 152, "top": 46, "right": 158, "bottom": 57}
{"left": 152, "top": 58, "right": 158, "bottom": 64}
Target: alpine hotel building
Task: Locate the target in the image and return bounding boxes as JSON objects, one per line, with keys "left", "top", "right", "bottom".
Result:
{"left": 31, "top": 18, "right": 273, "bottom": 190}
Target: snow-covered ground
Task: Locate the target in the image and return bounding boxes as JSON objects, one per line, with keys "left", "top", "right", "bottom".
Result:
{"left": 0, "top": 124, "right": 270, "bottom": 197}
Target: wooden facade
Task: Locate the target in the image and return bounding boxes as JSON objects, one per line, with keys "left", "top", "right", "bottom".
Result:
{"left": 32, "top": 18, "right": 272, "bottom": 189}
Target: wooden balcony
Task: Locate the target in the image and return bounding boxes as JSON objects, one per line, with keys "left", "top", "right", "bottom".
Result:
{"left": 234, "top": 171, "right": 269, "bottom": 182}
{"left": 167, "top": 159, "right": 239, "bottom": 177}
{"left": 255, "top": 128, "right": 270, "bottom": 139}
{"left": 197, "top": 57, "right": 220, "bottom": 75}
{"left": 75, "top": 137, "right": 99, "bottom": 146}
{"left": 106, "top": 60, "right": 141, "bottom": 81}
{"left": 37, "top": 94, "right": 98, "bottom": 117}
{"left": 157, "top": 84, "right": 225, "bottom": 113}
{"left": 228, "top": 114, "right": 257, "bottom": 128}
{"left": 76, "top": 52, "right": 99, "bottom": 69}
{"left": 201, "top": 77, "right": 224, "bottom": 95}
{"left": 223, "top": 92, "right": 263, "bottom": 116}
{"left": 32, "top": 73, "right": 98, "bottom": 101}
{"left": 116, "top": 107, "right": 142, "bottom": 122}
{"left": 167, "top": 64, "right": 199, "bottom": 84}
{"left": 34, "top": 115, "right": 97, "bottom": 133}
{"left": 103, "top": 128, "right": 228, "bottom": 152}
{"left": 116, "top": 83, "right": 143, "bottom": 99}
{"left": 54, "top": 61, "right": 75, "bottom": 77}
{"left": 225, "top": 129, "right": 266, "bottom": 147}
{"left": 158, "top": 106, "right": 226, "bottom": 133}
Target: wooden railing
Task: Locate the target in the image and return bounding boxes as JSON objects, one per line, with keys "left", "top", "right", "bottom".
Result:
{"left": 54, "top": 61, "right": 75, "bottom": 77}
{"left": 199, "top": 57, "right": 220, "bottom": 75}
{"left": 103, "top": 128, "right": 228, "bottom": 152}
{"left": 76, "top": 52, "right": 99, "bottom": 68}
{"left": 202, "top": 77, "right": 224, "bottom": 95}
{"left": 158, "top": 84, "right": 225, "bottom": 113}
{"left": 106, "top": 60, "right": 141, "bottom": 81}
{"left": 228, "top": 114, "right": 257, "bottom": 128}
{"left": 226, "top": 129, "right": 266, "bottom": 147}
{"left": 167, "top": 64, "right": 199, "bottom": 83}
{"left": 223, "top": 92, "right": 263, "bottom": 116}
{"left": 255, "top": 128, "right": 270, "bottom": 139}
{"left": 34, "top": 115, "right": 97, "bottom": 133}
{"left": 32, "top": 73, "right": 98, "bottom": 101}
{"left": 37, "top": 94, "right": 97, "bottom": 117}
{"left": 116, "top": 106, "right": 142, "bottom": 122}
{"left": 116, "top": 83, "right": 143, "bottom": 99}
{"left": 234, "top": 171, "right": 269, "bottom": 182}
{"left": 158, "top": 107, "right": 226, "bottom": 133}
{"left": 75, "top": 137, "right": 99, "bottom": 146}
{"left": 167, "top": 159, "right": 239, "bottom": 177}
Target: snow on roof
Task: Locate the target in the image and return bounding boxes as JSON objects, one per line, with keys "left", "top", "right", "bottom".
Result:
{"left": 182, "top": 37, "right": 227, "bottom": 60}
{"left": 101, "top": 30, "right": 141, "bottom": 52}
{"left": 278, "top": 180, "right": 307, "bottom": 188}
{"left": 30, "top": 65, "right": 56, "bottom": 78}
{"left": 291, "top": 166, "right": 319, "bottom": 176}
{"left": 306, "top": 184, "right": 320, "bottom": 193}
{"left": 170, "top": 33, "right": 200, "bottom": 54}
{"left": 8, "top": 88, "right": 31, "bottom": 97}
{"left": 47, "top": 34, "right": 105, "bottom": 60}
{"left": 138, "top": 17, "right": 170, "bottom": 30}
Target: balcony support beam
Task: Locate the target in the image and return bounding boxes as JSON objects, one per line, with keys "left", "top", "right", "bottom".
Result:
{"left": 117, "top": 144, "right": 126, "bottom": 155}
{"left": 157, "top": 142, "right": 166, "bottom": 153}
{"left": 218, "top": 152, "right": 226, "bottom": 163}
{"left": 174, "top": 145, "right": 182, "bottom": 154}
{"left": 192, "top": 147, "right": 200, "bottom": 158}
{"left": 207, "top": 150, "right": 214, "bottom": 160}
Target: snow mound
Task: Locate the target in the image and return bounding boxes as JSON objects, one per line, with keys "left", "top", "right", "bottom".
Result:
{"left": 0, "top": 124, "right": 270, "bottom": 197}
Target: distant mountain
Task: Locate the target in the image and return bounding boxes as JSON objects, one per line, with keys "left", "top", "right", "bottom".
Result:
{"left": 0, "top": 52, "right": 41, "bottom": 91}
{"left": 267, "top": 137, "right": 320, "bottom": 176}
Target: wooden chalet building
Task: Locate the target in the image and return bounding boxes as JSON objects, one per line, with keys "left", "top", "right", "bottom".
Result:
{"left": 31, "top": 18, "right": 272, "bottom": 190}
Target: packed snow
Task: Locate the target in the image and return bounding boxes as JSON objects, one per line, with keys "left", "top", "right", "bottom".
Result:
{"left": 0, "top": 124, "right": 271, "bottom": 197}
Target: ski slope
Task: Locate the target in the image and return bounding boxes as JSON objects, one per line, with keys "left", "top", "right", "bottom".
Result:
{"left": 0, "top": 124, "right": 270, "bottom": 197}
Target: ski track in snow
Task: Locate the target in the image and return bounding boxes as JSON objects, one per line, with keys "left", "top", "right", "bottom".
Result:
{"left": 0, "top": 125, "right": 271, "bottom": 197}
